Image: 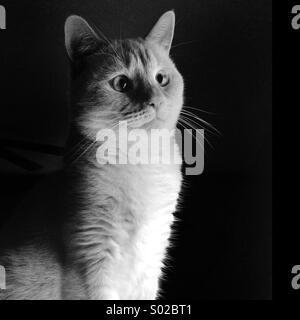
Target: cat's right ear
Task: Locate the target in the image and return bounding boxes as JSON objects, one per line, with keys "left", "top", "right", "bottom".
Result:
{"left": 65, "top": 15, "right": 102, "bottom": 61}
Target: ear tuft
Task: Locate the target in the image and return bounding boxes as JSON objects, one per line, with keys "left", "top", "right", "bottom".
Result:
{"left": 145, "top": 10, "right": 175, "bottom": 53}
{"left": 64, "top": 15, "right": 101, "bottom": 61}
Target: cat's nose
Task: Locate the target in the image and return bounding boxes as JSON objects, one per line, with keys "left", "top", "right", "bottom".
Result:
{"left": 147, "top": 99, "right": 162, "bottom": 109}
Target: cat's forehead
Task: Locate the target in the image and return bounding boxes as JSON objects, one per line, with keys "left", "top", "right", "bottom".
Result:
{"left": 109, "top": 39, "right": 165, "bottom": 74}
{"left": 118, "top": 39, "right": 151, "bottom": 67}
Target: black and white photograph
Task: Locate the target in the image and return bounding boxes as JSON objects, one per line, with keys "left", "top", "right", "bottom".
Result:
{"left": 0, "top": 0, "right": 272, "bottom": 305}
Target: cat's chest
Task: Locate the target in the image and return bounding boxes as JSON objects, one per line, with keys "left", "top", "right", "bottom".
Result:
{"left": 114, "top": 214, "right": 173, "bottom": 299}
{"left": 124, "top": 164, "right": 181, "bottom": 214}
{"left": 83, "top": 163, "right": 182, "bottom": 299}
{"left": 118, "top": 164, "right": 181, "bottom": 253}
{"left": 111, "top": 165, "right": 181, "bottom": 298}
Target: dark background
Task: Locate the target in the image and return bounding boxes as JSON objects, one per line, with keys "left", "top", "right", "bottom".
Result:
{"left": 0, "top": 0, "right": 272, "bottom": 299}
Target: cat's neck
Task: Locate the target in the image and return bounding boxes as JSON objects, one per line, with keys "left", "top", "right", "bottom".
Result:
{"left": 64, "top": 124, "right": 182, "bottom": 169}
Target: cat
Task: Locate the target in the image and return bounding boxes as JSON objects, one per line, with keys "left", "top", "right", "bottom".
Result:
{"left": 0, "top": 10, "right": 184, "bottom": 300}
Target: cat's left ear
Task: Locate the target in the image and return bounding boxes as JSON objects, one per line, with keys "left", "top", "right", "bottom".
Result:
{"left": 145, "top": 10, "right": 175, "bottom": 53}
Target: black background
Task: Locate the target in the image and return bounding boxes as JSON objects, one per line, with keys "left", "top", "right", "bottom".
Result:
{"left": 0, "top": 0, "right": 272, "bottom": 299}
{"left": 274, "top": 1, "right": 299, "bottom": 301}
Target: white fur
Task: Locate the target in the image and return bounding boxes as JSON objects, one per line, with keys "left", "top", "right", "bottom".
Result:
{"left": 68, "top": 143, "right": 182, "bottom": 299}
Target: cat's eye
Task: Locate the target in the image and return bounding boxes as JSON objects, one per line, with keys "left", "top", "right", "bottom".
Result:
{"left": 156, "top": 72, "right": 169, "bottom": 87}
{"left": 111, "top": 75, "right": 131, "bottom": 92}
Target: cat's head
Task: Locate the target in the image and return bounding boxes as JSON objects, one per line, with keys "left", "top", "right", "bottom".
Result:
{"left": 65, "top": 11, "right": 184, "bottom": 137}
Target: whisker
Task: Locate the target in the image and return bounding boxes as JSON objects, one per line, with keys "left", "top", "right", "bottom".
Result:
{"left": 70, "top": 140, "right": 97, "bottom": 164}
{"left": 183, "top": 105, "right": 217, "bottom": 115}
{"left": 171, "top": 40, "right": 200, "bottom": 50}
{"left": 180, "top": 111, "right": 218, "bottom": 137}
{"left": 177, "top": 119, "right": 206, "bottom": 151}
{"left": 65, "top": 130, "right": 94, "bottom": 157}
{"left": 179, "top": 121, "right": 205, "bottom": 153}
{"left": 92, "top": 24, "right": 123, "bottom": 62}
{"left": 66, "top": 137, "right": 94, "bottom": 163}
{"left": 179, "top": 118, "right": 208, "bottom": 150}
{"left": 181, "top": 112, "right": 210, "bottom": 131}
{"left": 180, "top": 116, "right": 213, "bottom": 149}
{"left": 180, "top": 109, "right": 221, "bottom": 136}
{"left": 67, "top": 120, "right": 121, "bottom": 164}
{"left": 67, "top": 138, "right": 88, "bottom": 157}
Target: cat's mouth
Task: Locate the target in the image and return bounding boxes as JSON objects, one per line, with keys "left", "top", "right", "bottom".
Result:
{"left": 125, "top": 106, "right": 156, "bottom": 128}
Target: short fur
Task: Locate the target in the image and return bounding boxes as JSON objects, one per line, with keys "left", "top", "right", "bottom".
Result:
{"left": 0, "top": 10, "right": 184, "bottom": 300}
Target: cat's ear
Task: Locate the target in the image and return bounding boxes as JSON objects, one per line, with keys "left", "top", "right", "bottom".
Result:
{"left": 145, "top": 10, "right": 175, "bottom": 53}
{"left": 65, "top": 15, "right": 103, "bottom": 61}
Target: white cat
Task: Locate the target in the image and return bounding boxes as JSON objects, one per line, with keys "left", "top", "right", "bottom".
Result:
{"left": 0, "top": 10, "right": 184, "bottom": 300}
